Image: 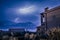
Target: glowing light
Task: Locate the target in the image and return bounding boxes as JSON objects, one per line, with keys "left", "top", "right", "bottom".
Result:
{"left": 18, "top": 5, "right": 37, "bottom": 14}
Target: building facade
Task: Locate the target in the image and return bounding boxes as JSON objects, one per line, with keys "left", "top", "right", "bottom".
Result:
{"left": 37, "top": 6, "right": 60, "bottom": 32}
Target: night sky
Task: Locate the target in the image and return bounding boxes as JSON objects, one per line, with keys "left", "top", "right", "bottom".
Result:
{"left": 0, "top": 0, "right": 60, "bottom": 31}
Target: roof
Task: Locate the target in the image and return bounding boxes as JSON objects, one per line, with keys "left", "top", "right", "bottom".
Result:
{"left": 45, "top": 6, "right": 60, "bottom": 13}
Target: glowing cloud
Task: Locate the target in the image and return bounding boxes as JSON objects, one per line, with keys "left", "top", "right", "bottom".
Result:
{"left": 18, "top": 5, "right": 37, "bottom": 14}
{"left": 14, "top": 17, "right": 20, "bottom": 23}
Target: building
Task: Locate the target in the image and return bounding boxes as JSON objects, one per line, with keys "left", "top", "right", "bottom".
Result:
{"left": 9, "top": 28, "right": 25, "bottom": 32}
{"left": 37, "top": 6, "right": 60, "bottom": 32}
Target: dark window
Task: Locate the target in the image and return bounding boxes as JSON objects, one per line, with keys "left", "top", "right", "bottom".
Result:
{"left": 52, "top": 15, "right": 56, "bottom": 19}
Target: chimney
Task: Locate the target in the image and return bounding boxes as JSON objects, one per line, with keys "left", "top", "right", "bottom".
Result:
{"left": 45, "top": 7, "right": 49, "bottom": 12}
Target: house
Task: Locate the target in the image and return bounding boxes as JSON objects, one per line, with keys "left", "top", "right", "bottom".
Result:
{"left": 37, "top": 6, "right": 60, "bottom": 31}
